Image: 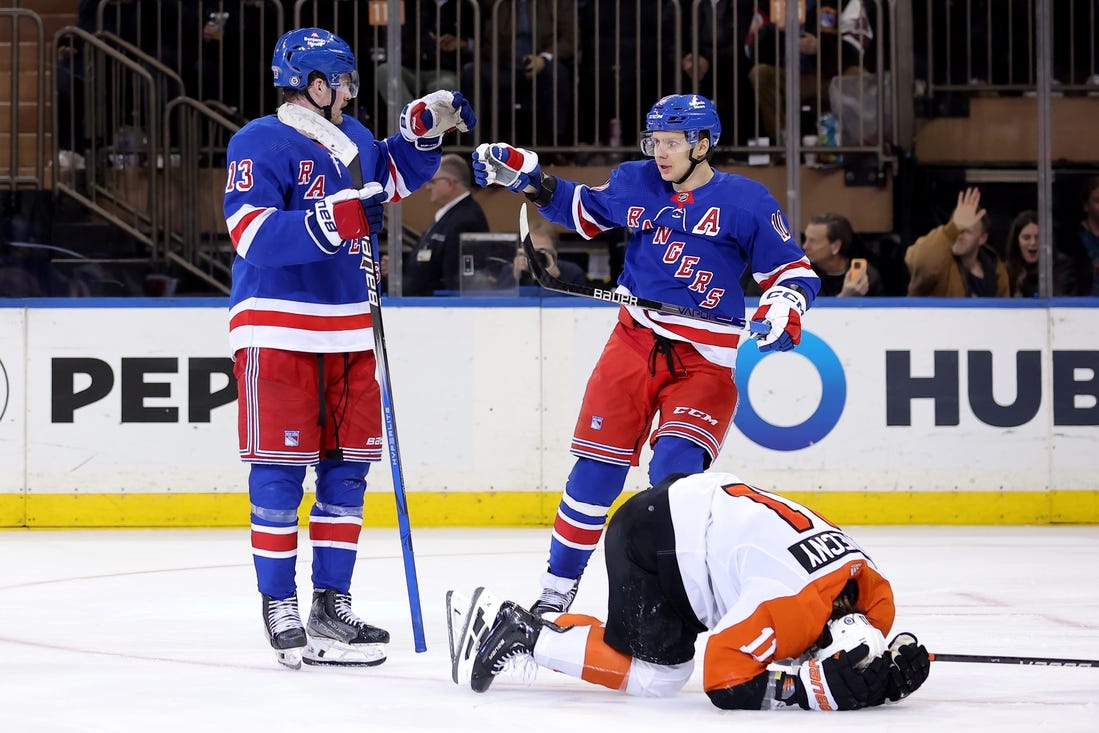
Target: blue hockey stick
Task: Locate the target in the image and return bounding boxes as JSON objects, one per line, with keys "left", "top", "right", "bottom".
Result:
{"left": 363, "top": 229, "right": 427, "bottom": 653}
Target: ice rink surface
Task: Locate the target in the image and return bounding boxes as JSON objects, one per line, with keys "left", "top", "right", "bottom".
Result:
{"left": 2, "top": 525, "right": 1098, "bottom": 732}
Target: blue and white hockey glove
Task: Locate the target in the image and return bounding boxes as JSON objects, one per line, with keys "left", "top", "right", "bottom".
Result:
{"left": 400, "top": 90, "right": 476, "bottom": 151}
{"left": 305, "top": 182, "right": 386, "bottom": 255}
{"left": 472, "top": 143, "right": 541, "bottom": 192}
{"left": 751, "top": 285, "right": 807, "bottom": 353}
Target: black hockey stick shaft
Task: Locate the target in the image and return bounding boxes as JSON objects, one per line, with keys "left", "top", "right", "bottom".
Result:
{"left": 518, "top": 204, "right": 768, "bottom": 334}
{"left": 351, "top": 155, "right": 427, "bottom": 653}
{"left": 931, "top": 653, "right": 1096, "bottom": 667}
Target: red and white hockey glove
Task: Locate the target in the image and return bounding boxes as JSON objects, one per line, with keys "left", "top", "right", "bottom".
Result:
{"left": 472, "top": 143, "right": 542, "bottom": 193}
{"left": 751, "top": 285, "right": 807, "bottom": 353}
{"left": 306, "top": 182, "right": 386, "bottom": 255}
{"left": 400, "top": 90, "right": 476, "bottom": 150}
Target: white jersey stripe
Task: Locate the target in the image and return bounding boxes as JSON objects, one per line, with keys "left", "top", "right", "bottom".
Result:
{"left": 252, "top": 549, "right": 298, "bottom": 559}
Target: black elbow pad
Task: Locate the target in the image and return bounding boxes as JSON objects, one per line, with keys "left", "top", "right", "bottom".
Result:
{"left": 706, "top": 672, "right": 771, "bottom": 710}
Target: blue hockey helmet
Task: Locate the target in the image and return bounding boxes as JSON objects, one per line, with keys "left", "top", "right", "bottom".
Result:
{"left": 641, "top": 94, "right": 721, "bottom": 155}
{"left": 271, "top": 28, "right": 359, "bottom": 97}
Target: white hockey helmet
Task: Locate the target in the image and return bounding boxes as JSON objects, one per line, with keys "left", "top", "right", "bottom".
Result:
{"left": 814, "top": 613, "right": 887, "bottom": 669}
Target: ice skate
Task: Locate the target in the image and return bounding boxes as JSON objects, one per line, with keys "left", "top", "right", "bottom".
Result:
{"left": 530, "top": 571, "right": 579, "bottom": 615}
{"left": 261, "top": 593, "right": 307, "bottom": 670}
{"left": 449, "top": 586, "right": 500, "bottom": 685}
{"left": 470, "top": 601, "right": 551, "bottom": 693}
{"left": 303, "top": 589, "right": 389, "bottom": 667}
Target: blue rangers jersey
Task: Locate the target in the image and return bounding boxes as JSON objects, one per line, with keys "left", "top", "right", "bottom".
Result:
{"left": 538, "top": 160, "right": 820, "bottom": 367}
{"left": 224, "top": 111, "right": 439, "bottom": 353}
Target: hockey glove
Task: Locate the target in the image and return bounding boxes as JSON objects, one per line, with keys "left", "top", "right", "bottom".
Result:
{"left": 472, "top": 143, "right": 542, "bottom": 193}
{"left": 751, "top": 284, "right": 807, "bottom": 353}
{"left": 781, "top": 645, "right": 890, "bottom": 711}
{"left": 400, "top": 91, "right": 476, "bottom": 151}
{"left": 306, "top": 182, "right": 386, "bottom": 255}
{"left": 883, "top": 633, "right": 931, "bottom": 702}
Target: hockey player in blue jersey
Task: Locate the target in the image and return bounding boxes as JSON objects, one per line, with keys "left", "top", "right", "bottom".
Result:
{"left": 224, "top": 27, "right": 474, "bottom": 669}
{"left": 472, "top": 94, "right": 820, "bottom": 615}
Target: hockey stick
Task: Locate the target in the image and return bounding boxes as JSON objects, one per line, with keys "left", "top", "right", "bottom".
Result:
{"left": 287, "top": 103, "right": 427, "bottom": 653}
{"left": 518, "top": 203, "right": 770, "bottom": 335}
{"left": 931, "top": 653, "right": 1096, "bottom": 667}
{"left": 362, "top": 225, "right": 427, "bottom": 653}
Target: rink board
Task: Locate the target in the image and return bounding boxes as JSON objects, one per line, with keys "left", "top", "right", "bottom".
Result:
{"left": 0, "top": 298, "right": 1097, "bottom": 527}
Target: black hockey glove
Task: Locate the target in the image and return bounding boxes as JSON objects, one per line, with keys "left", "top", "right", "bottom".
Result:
{"left": 779, "top": 644, "right": 890, "bottom": 711}
{"left": 884, "top": 633, "right": 931, "bottom": 702}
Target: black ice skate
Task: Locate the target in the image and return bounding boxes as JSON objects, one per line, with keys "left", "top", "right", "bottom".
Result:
{"left": 261, "top": 593, "right": 307, "bottom": 670}
{"left": 303, "top": 588, "right": 389, "bottom": 667}
{"left": 530, "top": 572, "right": 579, "bottom": 616}
{"left": 471, "top": 601, "right": 550, "bottom": 693}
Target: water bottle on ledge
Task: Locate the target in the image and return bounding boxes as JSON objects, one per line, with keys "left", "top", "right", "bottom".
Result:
{"left": 817, "top": 113, "right": 842, "bottom": 168}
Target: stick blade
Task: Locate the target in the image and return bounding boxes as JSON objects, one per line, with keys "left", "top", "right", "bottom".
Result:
{"left": 519, "top": 202, "right": 531, "bottom": 241}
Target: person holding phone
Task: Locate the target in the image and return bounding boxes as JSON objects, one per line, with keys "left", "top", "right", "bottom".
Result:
{"left": 801, "top": 213, "right": 883, "bottom": 297}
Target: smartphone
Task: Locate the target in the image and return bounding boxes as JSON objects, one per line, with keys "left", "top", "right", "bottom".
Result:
{"left": 848, "top": 258, "right": 867, "bottom": 278}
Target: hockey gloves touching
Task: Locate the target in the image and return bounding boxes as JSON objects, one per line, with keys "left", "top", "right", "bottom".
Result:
{"left": 399, "top": 90, "right": 477, "bottom": 150}
{"left": 883, "top": 633, "right": 931, "bottom": 703}
{"left": 472, "top": 143, "right": 542, "bottom": 193}
{"left": 306, "top": 182, "right": 386, "bottom": 255}
{"left": 774, "top": 644, "right": 889, "bottom": 711}
{"left": 751, "top": 284, "right": 808, "bottom": 353}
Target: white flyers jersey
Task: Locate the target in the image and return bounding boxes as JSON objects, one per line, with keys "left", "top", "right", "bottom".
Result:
{"left": 665, "top": 472, "right": 896, "bottom": 693}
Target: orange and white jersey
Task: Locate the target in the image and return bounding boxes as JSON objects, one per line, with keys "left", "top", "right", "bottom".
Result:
{"left": 665, "top": 472, "right": 896, "bottom": 694}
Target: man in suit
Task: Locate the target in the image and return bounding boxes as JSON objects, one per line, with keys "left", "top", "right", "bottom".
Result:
{"left": 403, "top": 154, "right": 490, "bottom": 295}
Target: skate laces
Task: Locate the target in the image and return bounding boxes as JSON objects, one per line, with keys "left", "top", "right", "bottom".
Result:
{"left": 267, "top": 597, "right": 302, "bottom": 635}
{"left": 532, "top": 581, "right": 576, "bottom": 614}
{"left": 496, "top": 649, "right": 539, "bottom": 685}
{"left": 331, "top": 592, "right": 366, "bottom": 628}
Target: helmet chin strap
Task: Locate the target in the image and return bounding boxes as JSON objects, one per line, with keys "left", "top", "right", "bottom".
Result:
{"left": 674, "top": 135, "right": 713, "bottom": 185}
{"left": 305, "top": 84, "right": 338, "bottom": 121}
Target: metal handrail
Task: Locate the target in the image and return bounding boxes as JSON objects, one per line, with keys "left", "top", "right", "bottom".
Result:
{"left": 1, "top": 8, "right": 45, "bottom": 189}
{"left": 51, "top": 25, "right": 160, "bottom": 260}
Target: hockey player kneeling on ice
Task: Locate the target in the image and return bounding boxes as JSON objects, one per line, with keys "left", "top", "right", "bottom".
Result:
{"left": 449, "top": 471, "right": 931, "bottom": 710}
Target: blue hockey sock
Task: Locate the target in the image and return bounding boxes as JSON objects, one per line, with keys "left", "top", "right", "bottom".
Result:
{"left": 648, "top": 436, "right": 707, "bottom": 486}
{"left": 310, "top": 460, "right": 368, "bottom": 593}
{"left": 249, "top": 464, "right": 306, "bottom": 599}
{"left": 546, "top": 458, "right": 629, "bottom": 580}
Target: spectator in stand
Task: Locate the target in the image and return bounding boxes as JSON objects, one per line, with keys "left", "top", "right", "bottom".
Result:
{"left": 402, "top": 154, "right": 490, "bottom": 296}
{"left": 662, "top": 1, "right": 757, "bottom": 149}
{"left": 460, "top": 0, "right": 575, "bottom": 145}
{"left": 905, "top": 187, "right": 1008, "bottom": 297}
{"left": 801, "top": 213, "right": 883, "bottom": 296}
{"left": 1005, "top": 210, "right": 1091, "bottom": 298}
{"left": 576, "top": 1, "right": 662, "bottom": 151}
{"left": 55, "top": 1, "right": 98, "bottom": 171}
{"left": 745, "top": 0, "right": 873, "bottom": 143}
{"left": 374, "top": 0, "right": 477, "bottom": 111}
{"left": 497, "top": 214, "right": 587, "bottom": 289}
{"left": 1076, "top": 176, "right": 1099, "bottom": 295}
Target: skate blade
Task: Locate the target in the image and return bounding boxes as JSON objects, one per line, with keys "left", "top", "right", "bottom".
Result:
{"left": 275, "top": 647, "right": 303, "bottom": 670}
{"left": 303, "top": 637, "right": 387, "bottom": 667}
{"left": 446, "top": 589, "right": 471, "bottom": 677}
{"left": 451, "top": 586, "right": 500, "bottom": 687}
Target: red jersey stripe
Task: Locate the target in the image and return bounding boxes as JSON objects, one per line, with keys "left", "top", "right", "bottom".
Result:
{"left": 230, "top": 308, "right": 373, "bottom": 332}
